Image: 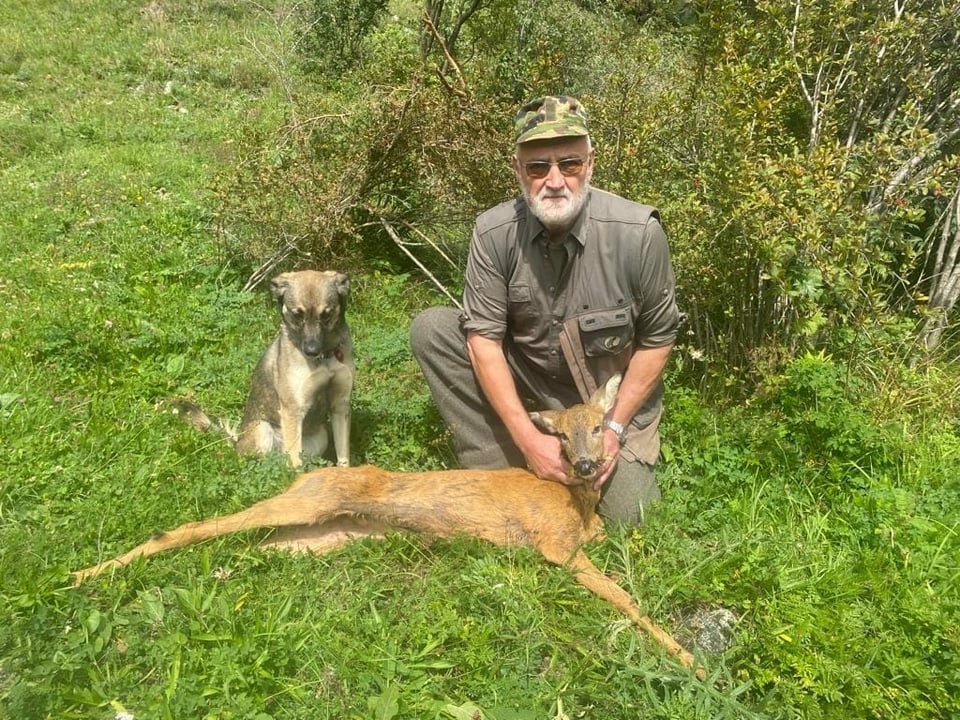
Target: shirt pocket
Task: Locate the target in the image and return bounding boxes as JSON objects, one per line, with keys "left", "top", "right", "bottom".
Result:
{"left": 507, "top": 283, "right": 540, "bottom": 335}
{"left": 578, "top": 307, "right": 633, "bottom": 357}
{"left": 508, "top": 284, "right": 532, "bottom": 303}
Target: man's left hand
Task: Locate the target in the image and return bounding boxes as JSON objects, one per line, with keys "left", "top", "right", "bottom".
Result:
{"left": 592, "top": 430, "right": 622, "bottom": 490}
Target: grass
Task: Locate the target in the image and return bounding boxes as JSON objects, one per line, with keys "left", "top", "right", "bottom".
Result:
{"left": 1, "top": 2, "right": 958, "bottom": 718}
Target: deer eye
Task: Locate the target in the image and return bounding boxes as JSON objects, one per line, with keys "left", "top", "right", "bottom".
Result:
{"left": 592, "top": 425, "right": 602, "bottom": 434}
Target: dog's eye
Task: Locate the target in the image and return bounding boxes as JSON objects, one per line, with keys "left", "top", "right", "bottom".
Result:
{"left": 288, "top": 308, "right": 305, "bottom": 322}
{"left": 592, "top": 425, "right": 602, "bottom": 434}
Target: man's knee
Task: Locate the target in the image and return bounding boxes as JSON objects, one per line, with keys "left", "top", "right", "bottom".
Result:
{"left": 598, "top": 461, "right": 661, "bottom": 527}
{"left": 410, "top": 306, "right": 461, "bottom": 360}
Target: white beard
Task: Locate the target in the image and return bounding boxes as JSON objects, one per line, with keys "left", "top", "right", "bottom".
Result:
{"left": 524, "top": 182, "right": 589, "bottom": 234}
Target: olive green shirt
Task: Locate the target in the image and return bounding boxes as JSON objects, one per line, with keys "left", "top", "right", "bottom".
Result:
{"left": 462, "top": 187, "right": 680, "bottom": 463}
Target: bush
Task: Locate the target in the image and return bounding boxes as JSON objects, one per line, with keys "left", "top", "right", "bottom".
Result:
{"left": 214, "top": 79, "right": 512, "bottom": 287}
{"left": 297, "top": 0, "right": 391, "bottom": 76}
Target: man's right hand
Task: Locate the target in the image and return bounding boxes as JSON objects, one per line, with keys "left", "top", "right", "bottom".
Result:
{"left": 465, "top": 332, "right": 580, "bottom": 485}
{"left": 518, "top": 429, "right": 578, "bottom": 485}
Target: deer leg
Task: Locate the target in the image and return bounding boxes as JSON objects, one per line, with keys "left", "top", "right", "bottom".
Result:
{"left": 566, "top": 551, "right": 705, "bottom": 679}
{"left": 72, "top": 490, "right": 326, "bottom": 585}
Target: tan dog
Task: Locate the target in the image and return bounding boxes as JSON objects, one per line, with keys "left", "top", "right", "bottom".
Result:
{"left": 75, "top": 375, "right": 703, "bottom": 678}
{"left": 176, "top": 270, "right": 355, "bottom": 467}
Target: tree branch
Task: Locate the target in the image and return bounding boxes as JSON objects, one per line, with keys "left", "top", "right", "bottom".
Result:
{"left": 379, "top": 217, "right": 463, "bottom": 309}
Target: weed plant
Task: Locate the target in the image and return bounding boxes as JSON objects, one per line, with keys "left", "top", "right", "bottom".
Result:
{"left": 1, "top": 2, "right": 958, "bottom": 719}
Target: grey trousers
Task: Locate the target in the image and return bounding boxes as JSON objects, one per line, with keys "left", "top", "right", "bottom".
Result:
{"left": 410, "top": 306, "right": 661, "bottom": 526}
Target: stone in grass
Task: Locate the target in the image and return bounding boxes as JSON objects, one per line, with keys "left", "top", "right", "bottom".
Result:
{"left": 672, "top": 605, "right": 739, "bottom": 656}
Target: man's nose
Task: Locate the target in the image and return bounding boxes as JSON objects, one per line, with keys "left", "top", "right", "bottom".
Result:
{"left": 544, "top": 163, "right": 566, "bottom": 187}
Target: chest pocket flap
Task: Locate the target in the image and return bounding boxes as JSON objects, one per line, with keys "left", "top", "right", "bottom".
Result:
{"left": 579, "top": 308, "right": 633, "bottom": 357}
{"left": 508, "top": 284, "right": 532, "bottom": 302}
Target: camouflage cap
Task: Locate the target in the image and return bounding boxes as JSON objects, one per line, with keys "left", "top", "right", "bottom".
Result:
{"left": 514, "top": 95, "right": 589, "bottom": 145}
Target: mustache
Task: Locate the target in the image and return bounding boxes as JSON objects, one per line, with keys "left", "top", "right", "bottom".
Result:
{"left": 537, "top": 188, "right": 571, "bottom": 200}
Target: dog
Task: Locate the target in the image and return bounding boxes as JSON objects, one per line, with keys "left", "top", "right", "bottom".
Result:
{"left": 175, "top": 270, "right": 355, "bottom": 467}
{"left": 75, "top": 375, "right": 703, "bottom": 678}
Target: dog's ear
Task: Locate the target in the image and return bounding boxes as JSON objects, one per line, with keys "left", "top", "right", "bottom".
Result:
{"left": 270, "top": 274, "right": 293, "bottom": 316}
{"left": 334, "top": 272, "right": 349, "bottom": 313}
{"left": 529, "top": 410, "right": 562, "bottom": 435}
{"left": 270, "top": 274, "right": 291, "bottom": 302}
{"left": 335, "top": 273, "right": 349, "bottom": 298}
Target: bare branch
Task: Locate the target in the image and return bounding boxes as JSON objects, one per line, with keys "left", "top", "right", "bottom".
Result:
{"left": 396, "top": 218, "right": 463, "bottom": 273}
{"left": 867, "top": 125, "right": 960, "bottom": 213}
{"left": 243, "top": 233, "right": 301, "bottom": 292}
{"left": 422, "top": 10, "right": 468, "bottom": 96}
{"left": 920, "top": 182, "right": 960, "bottom": 350}
{"left": 930, "top": 185, "right": 960, "bottom": 308}
{"left": 443, "top": 0, "right": 484, "bottom": 57}
{"left": 379, "top": 217, "right": 463, "bottom": 309}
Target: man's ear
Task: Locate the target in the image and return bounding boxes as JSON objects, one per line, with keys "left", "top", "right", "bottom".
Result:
{"left": 529, "top": 410, "right": 560, "bottom": 435}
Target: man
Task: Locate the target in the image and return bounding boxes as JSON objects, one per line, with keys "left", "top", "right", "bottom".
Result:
{"left": 410, "top": 95, "right": 680, "bottom": 525}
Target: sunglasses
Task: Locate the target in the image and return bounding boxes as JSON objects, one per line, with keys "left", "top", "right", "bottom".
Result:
{"left": 520, "top": 157, "right": 586, "bottom": 179}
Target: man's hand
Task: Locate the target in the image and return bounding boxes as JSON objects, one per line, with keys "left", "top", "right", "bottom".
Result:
{"left": 592, "top": 429, "right": 622, "bottom": 490}
{"left": 517, "top": 430, "right": 578, "bottom": 485}
{"left": 466, "top": 332, "right": 580, "bottom": 486}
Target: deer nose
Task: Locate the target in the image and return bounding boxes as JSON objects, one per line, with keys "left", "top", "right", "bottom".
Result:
{"left": 573, "top": 459, "right": 597, "bottom": 478}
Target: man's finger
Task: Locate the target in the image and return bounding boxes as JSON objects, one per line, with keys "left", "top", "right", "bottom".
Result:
{"left": 592, "top": 456, "right": 617, "bottom": 490}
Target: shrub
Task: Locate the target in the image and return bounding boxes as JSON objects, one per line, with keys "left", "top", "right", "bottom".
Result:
{"left": 297, "top": 0, "right": 391, "bottom": 76}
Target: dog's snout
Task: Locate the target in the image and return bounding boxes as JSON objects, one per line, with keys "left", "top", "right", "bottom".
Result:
{"left": 302, "top": 341, "right": 323, "bottom": 358}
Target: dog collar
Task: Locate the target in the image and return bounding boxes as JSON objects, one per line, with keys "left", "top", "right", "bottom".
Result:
{"left": 322, "top": 346, "right": 345, "bottom": 362}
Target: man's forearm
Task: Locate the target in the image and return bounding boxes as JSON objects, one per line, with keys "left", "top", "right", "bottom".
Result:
{"left": 465, "top": 332, "right": 543, "bottom": 451}
{"left": 608, "top": 344, "right": 674, "bottom": 426}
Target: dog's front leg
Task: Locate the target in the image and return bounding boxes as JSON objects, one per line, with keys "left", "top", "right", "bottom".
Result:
{"left": 279, "top": 405, "right": 305, "bottom": 467}
{"left": 329, "top": 370, "right": 353, "bottom": 467}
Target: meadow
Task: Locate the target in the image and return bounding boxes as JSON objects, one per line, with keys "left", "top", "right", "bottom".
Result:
{"left": 1, "top": 2, "right": 957, "bottom": 718}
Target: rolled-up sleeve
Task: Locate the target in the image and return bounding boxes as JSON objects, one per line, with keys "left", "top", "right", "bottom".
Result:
{"left": 462, "top": 226, "right": 509, "bottom": 340}
{"left": 632, "top": 218, "right": 680, "bottom": 348}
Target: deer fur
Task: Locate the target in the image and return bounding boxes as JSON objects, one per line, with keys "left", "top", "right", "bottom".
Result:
{"left": 73, "top": 375, "right": 703, "bottom": 677}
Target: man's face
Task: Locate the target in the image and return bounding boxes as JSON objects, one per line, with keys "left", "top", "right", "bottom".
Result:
{"left": 513, "top": 136, "right": 594, "bottom": 235}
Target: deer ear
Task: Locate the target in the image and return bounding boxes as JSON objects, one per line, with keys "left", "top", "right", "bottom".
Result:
{"left": 589, "top": 374, "right": 621, "bottom": 412}
{"left": 529, "top": 410, "right": 561, "bottom": 435}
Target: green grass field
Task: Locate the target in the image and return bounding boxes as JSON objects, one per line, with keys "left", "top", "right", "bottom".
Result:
{"left": 1, "top": 2, "right": 957, "bottom": 718}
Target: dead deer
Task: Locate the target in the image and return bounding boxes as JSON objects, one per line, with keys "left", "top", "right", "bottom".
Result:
{"left": 73, "top": 375, "right": 704, "bottom": 678}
